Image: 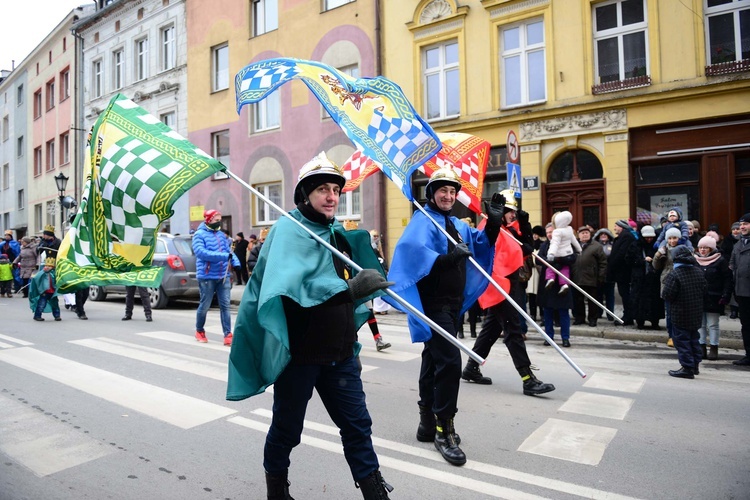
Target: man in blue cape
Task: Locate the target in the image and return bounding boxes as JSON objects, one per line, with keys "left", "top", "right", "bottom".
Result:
{"left": 227, "top": 152, "right": 394, "bottom": 499}
{"left": 386, "top": 167, "right": 503, "bottom": 466}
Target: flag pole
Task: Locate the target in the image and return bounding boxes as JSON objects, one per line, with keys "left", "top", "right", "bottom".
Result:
{"left": 413, "top": 201, "right": 586, "bottom": 378}
{"left": 225, "top": 170, "right": 485, "bottom": 366}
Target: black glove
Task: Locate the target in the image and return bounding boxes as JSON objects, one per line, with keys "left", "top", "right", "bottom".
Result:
{"left": 484, "top": 193, "right": 505, "bottom": 227}
{"left": 448, "top": 243, "right": 472, "bottom": 265}
{"left": 348, "top": 269, "right": 394, "bottom": 300}
{"left": 517, "top": 209, "right": 529, "bottom": 225}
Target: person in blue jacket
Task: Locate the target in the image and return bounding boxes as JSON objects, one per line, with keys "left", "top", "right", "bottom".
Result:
{"left": 192, "top": 209, "right": 240, "bottom": 346}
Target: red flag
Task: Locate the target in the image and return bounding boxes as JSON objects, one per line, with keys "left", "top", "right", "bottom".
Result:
{"left": 420, "top": 132, "right": 490, "bottom": 214}
{"left": 341, "top": 149, "right": 381, "bottom": 192}
{"left": 478, "top": 222, "right": 524, "bottom": 309}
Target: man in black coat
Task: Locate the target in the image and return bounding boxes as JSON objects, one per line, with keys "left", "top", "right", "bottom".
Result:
{"left": 233, "top": 232, "right": 249, "bottom": 285}
{"left": 730, "top": 213, "right": 750, "bottom": 366}
{"left": 608, "top": 220, "right": 636, "bottom": 325}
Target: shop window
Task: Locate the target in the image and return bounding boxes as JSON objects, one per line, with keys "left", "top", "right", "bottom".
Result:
{"left": 737, "top": 154, "right": 750, "bottom": 175}
{"left": 548, "top": 150, "right": 603, "bottom": 183}
{"left": 633, "top": 162, "right": 699, "bottom": 185}
{"left": 705, "top": 0, "right": 750, "bottom": 75}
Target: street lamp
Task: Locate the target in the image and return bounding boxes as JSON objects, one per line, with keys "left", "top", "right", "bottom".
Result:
{"left": 54, "top": 173, "right": 69, "bottom": 234}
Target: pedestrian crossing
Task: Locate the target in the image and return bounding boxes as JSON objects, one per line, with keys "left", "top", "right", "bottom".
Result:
{"left": 0, "top": 323, "right": 649, "bottom": 498}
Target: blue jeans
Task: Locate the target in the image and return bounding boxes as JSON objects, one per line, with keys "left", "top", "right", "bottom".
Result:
{"left": 264, "top": 356, "right": 378, "bottom": 481}
{"left": 544, "top": 307, "right": 570, "bottom": 340}
{"left": 698, "top": 312, "right": 720, "bottom": 346}
{"left": 195, "top": 278, "right": 232, "bottom": 335}
{"left": 672, "top": 325, "right": 701, "bottom": 368}
{"left": 34, "top": 292, "right": 60, "bottom": 319}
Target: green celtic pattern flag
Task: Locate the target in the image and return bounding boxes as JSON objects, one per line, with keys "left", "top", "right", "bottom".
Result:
{"left": 56, "top": 94, "right": 226, "bottom": 292}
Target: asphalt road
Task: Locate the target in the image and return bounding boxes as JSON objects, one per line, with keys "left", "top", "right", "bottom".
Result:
{"left": 1, "top": 296, "right": 749, "bottom": 499}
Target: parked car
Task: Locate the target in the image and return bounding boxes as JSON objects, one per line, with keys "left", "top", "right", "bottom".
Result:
{"left": 88, "top": 233, "right": 199, "bottom": 309}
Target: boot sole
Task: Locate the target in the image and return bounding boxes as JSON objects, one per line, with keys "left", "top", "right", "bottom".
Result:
{"left": 524, "top": 385, "right": 556, "bottom": 396}
{"left": 434, "top": 442, "right": 467, "bottom": 466}
{"left": 461, "top": 375, "right": 493, "bottom": 385}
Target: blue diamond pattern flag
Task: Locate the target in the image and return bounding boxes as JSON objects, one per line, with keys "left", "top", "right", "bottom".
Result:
{"left": 235, "top": 58, "right": 440, "bottom": 200}
{"left": 56, "top": 94, "right": 226, "bottom": 292}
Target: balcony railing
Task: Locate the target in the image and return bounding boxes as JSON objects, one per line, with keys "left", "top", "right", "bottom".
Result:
{"left": 705, "top": 59, "right": 750, "bottom": 76}
{"left": 592, "top": 75, "right": 652, "bottom": 95}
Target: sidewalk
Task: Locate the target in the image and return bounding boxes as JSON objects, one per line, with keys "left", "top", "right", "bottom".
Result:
{"left": 230, "top": 284, "right": 745, "bottom": 350}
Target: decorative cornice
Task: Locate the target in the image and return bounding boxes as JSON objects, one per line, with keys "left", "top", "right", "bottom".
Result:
{"left": 489, "top": 0, "right": 549, "bottom": 19}
{"left": 413, "top": 18, "right": 465, "bottom": 40}
{"left": 519, "top": 109, "right": 627, "bottom": 141}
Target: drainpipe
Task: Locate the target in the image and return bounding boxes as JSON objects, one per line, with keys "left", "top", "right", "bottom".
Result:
{"left": 71, "top": 28, "right": 85, "bottom": 203}
{"left": 374, "top": 0, "right": 389, "bottom": 258}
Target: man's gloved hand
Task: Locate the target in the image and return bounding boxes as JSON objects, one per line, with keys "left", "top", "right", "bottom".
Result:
{"left": 517, "top": 209, "right": 529, "bottom": 224}
{"left": 485, "top": 193, "right": 505, "bottom": 227}
{"left": 348, "top": 268, "right": 394, "bottom": 300}
{"left": 449, "top": 242, "right": 472, "bottom": 265}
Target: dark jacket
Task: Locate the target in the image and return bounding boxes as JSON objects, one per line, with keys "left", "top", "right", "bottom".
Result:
{"left": 661, "top": 247, "right": 707, "bottom": 329}
{"left": 247, "top": 241, "right": 263, "bottom": 271}
{"left": 630, "top": 237, "right": 664, "bottom": 322}
{"left": 695, "top": 251, "right": 733, "bottom": 314}
{"left": 536, "top": 240, "right": 573, "bottom": 310}
{"left": 573, "top": 239, "right": 607, "bottom": 287}
{"left": 729, "top": 237, "right": 750, "bottom": 298}
{"left": 720, "top": 233, "right": 739, "bottom": 258}
{"left": 233, "top": 237, "right": 249, "bottom": 265}
{"left": 607, "top": 229, "right": 635, "bottom": 282}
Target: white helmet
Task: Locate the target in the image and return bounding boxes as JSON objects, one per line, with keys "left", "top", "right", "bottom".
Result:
{"left": 498, "top": 188, "right": 518, "bottom": 210}
{"left": 425, "top": 167, "right": 462, "bottom": 200}
{"left": 293, "top": 152, "right": 346, "bottom": 204}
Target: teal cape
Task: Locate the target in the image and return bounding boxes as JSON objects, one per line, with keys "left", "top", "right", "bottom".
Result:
{"left": 384, "top": 204, "right": 493, "bottom": 342}
{"left": 29, "top": 269, "right": 59, "bottom": 313}
{"left": 226, "top": 209, "right": 386, "bottom": 401}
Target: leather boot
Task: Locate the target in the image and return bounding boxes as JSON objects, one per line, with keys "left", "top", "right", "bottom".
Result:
{"left": 356, "top": 469, "right": 393, "bottom": 499}
{"left": 519, "top": 366, "right": 555, "bottom": 396}
{"left": 416, "top": 403, "right": 435, "bottom": 442}
{"left": 708, "top": 345, "right": 719, "bottom": 360}
{"left": 266, "top": 471, "right": 294, "bottom": 500}
{"left": 668, "top": 366, "right": 695, "bottom": 379}
{"left": 434, "top": 417, "right": 466, "bottom": 466}
{"left": 701, "top": 344, "right": 708, "bottom": 359}
{"left": 461, "top": 360, "right": 492, "bottom": 384}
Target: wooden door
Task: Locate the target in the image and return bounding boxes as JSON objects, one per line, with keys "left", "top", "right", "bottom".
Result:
{"left": 542, "top": 179, "right": 607, "bottom": 230}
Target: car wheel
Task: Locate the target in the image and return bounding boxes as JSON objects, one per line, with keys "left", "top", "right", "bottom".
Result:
{"left": 89, "top": 285, "right": 107, "bottom": 301}
{"left": 148, "top": 286, "right": 169, "bottom": 309}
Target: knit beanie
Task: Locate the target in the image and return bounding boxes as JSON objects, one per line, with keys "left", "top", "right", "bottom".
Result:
{"left": 665, "top": 227, "right": 681, "bottom": 240}
{"left": 615, "top": 220, "right": 631, "bottom": 230}
{"left": 740, "top": 213, "right": 750, "bottom": 224}
{"left": 705, "top": 230, "right": 720, "bottom": 242}
{"left": 628, "top": 219, "right": 637, "bottom": 229}
{"left": 641, "top": 225, "right": 656, "bottom": 237}
{"left": 698, "top": 236, "right": 716, "bottom": 250}
{"left": 732, "top": 222, "right": 741, "bottom": 230}
{"left": 203, "top": 209, "right": 220, "bottom": 223}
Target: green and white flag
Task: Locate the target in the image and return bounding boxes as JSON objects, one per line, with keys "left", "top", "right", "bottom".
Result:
{"left": 56, "top": 94, "right": 226, "bottom": 292}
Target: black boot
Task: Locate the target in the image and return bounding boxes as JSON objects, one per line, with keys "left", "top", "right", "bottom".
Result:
{"left": 356, "top": 469, "right": 393, "bottom": 499}
{"left": 434, "top": 417, "right": 466, "bottom": 466}
{"left": 266, "top": 471, "right": 294, "bottom": 500}
{"left": 461, "top": 360, "right": 492, "bottom": 384}
{"left": 416, "top": 403, "right": 435, "bottom": 442}
{"left": 668, "top": 366, "right": 695, "bottom": 379}
{"left": 708, "top": 345, "right": 718, "bottom": 360}
{"left": 701, "top": 344, "right": 708, "bottom": 359}
{"left": 519, "top": 366, "right": 555, "bottom": 396}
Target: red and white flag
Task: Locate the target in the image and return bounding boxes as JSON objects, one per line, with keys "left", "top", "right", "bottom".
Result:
{"left": 341, "top": 149, "right": 381, "bottom": 192}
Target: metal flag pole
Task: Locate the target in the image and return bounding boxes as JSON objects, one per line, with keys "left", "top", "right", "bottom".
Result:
{"left": 225, "top": 170, "right": 485, "bottom": 366}
{"left": 413, "top": 201, "right": 586, "bottom": 378}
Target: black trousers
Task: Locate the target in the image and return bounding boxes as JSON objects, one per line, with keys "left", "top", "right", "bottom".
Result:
{"left": 737, "top": 295, "right": 750, "bottom": 356}
{"left": 125, "top": 286, "right": 152, "bottom": 316}
{"left": 572, "top": 285, "right": 601, "bottom": 323}
{"left": 75, "top": 288, "right": 88, "bottom": 317}
{"left": 418, "top": 308, "right": 462, "bottom": 419}
{"left": 469, "top": 288, "right": 531, "bottom": 371}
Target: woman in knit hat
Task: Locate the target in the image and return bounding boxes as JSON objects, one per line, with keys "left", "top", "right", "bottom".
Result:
{"left": 653, "top": 227, "right": 684, "bottom": 346}
{"left": 631, "top": 225, "right": 664, "bottom": 330}
{"left": 694, "top": 235, "right": 732, "bottom": 360}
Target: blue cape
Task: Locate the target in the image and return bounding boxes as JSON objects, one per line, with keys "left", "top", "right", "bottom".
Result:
{"left": 385, "top": 204, "right": 493, "bottom": 342}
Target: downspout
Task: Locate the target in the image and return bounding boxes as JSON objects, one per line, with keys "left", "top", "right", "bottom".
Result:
{"left": 374, "top": 0, "right": 389, "bottom": 259}
{"left": 71, "top": 28, "right": 85, "bottom": 204}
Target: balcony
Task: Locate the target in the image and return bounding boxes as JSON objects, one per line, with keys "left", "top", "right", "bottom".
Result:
{"left": 705, "top": 59, "right": 750, "bottom": 77}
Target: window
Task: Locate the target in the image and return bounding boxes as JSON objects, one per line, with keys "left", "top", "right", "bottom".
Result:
{"left": 160, "top": 111, "right": 176, "bottom": 129}
{"left": 35, "top": 204, "right": 42, "bottom": 233}
{"left": 135, "top": 38, "right": 149, "bottom": 81}
{"left": 253, "top": 89, "right": 280, "bottom": 132}
{"left": 593, "top": 0, "right": 648, "bottom": 83}
{"left": 1, "top": 164, "right": 8, "bottom": 189}
{"left": 161, "top": 25, "right": 176, "bottom": 71}
{"left": 212, "top": 129, "right": 230, "bottom": 174}
{"left": 93, "top": 60, "right": 103, "bottom": 98}
{"left": 501, "top": 19, "right": 546, "bottom": 108}
{"left": 212, "top": 43, "right": 229, "bottom": 91}
{"left": 16, "top": 84, "right": 23, "bottom": 106}
{"left": 33, "top": 90, "right": 42, "bottom": 118}
{"left": 60, "top": 68, "right": 70, "bottom": 100}
{"left": 113, "top": 50, "right": 124, "bottom": 90}
{"left": 46, "top": 79, "right": 55, "bottom": 110}
{"left": 60, "top": 132, "right": 70, "bottom": 165}
{"left": 34, "top": 147, "right": 42, "bottom": 176}
{"left": 17, "top": 136, "right": 23, "bottom": 157}
{"left": 46, "top": 140, "right": 55, "bottom": 171}
{"left": 336, "top": 187, "right": 361, "bottom": 219}
{"left": 17, "top": 189, "right": 24, "bottom": 210}
{"left": 325, "top": 0, "right": 354, "bottom": 10}
{"left": 705, "top": 0, "right": 750, "bottom": 65}
{"left": 2, "top": 116, "right": 7, "bottom": 141}
{"left": 255, "top": 182, "right": 282, "bottom": 223}
{"left": 422, "top": 40, "right": 460, "bottom": 120}
{"left": 252, "top": 0, "right": 278, "bottom": 36}
{"left": 46, "top": 201, "right": 55, "bottom": 228}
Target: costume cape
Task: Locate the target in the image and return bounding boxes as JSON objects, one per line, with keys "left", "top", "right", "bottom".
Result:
{"left": 226, "top": 210, "right": 386, "bottom": 401}
{"left": 29, "top": 269, "right": 59, "bottom": 313}
{"left": 478, "top": 220, "right": 524, "bottom": 309}
{"left": 385, "top": 204, "right": 493, "bottom": 342}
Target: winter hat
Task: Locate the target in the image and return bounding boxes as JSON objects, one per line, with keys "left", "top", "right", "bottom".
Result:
{"left": 685, "top": 220, "right": 694, "bottom": 229}
{"left": 708, "top": 223, "right": 720, "bottom": 233}
{"left": 705, "top": 230, "right": 720, "bottom": 242}
{"left": 615, "top": 220, "right": 631, "bottom": 230}
{"left": 203, "top": 209, "right": 220, "bottom": 223}
{"left": 237, "top": 232, "right": 244, "bottom": 238}
{"left": 628, "top": 219, "right": 637, "bottom": 229}
{"left": 672, "top": 245, "right": 696, "bottom": 264}
{"left": 739, "top": 213, "right": 750, "bottom": 224}
{"left": 532, "top": 225, "right": 545, "bottom": 237}
{"left": 732, "top": 222, "right": 741, "bottom": 230}
{"left": 577, "top": 226, "right": 590, "bottom": 233}
{"left": 698, "top": 236, "right": 717, "bottom": 250}
{"left": 641, "top": 225, "right": 656, "bottom": 237}
{"left": 249, "top": 234, "right": 257, "bottom": 240}
{"left": 665, "top": 227, "right": 681, "bottom": 240}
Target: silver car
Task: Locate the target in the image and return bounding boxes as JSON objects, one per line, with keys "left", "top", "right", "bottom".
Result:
{"left": 88, "top": 233, "right": 199, "bottom": 309}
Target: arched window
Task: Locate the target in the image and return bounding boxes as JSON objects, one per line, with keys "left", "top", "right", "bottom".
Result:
{"left": 548, "top": 150, "right": 603, "bottom": 182}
